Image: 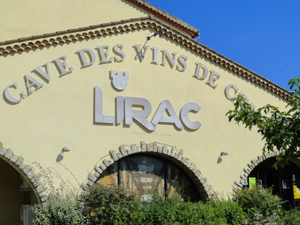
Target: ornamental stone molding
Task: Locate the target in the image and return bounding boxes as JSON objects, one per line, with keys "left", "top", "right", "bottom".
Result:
{"left": 81, "top": 141, "right": 215, "bottom": 200}
{"left": 233, "top": 149, "right": 285, "bottom": 192}
{"left": 0, "top": 16, "right": 290, "bottom": 101}
{"left": 0, "top": 142, "right": 47, "bottom": 203}
{"left": 125, "top": 0, "right": 199, "bottom": 38}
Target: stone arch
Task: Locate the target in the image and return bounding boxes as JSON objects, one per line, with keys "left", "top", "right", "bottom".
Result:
{"left": 81, "top": 141, "right": 215, "bottom": 200}
{"left": 233, "top": 149, "right": 285, "bottom": 191}
{"left": 0, "top": 142, "right": 47, "bottom": 203}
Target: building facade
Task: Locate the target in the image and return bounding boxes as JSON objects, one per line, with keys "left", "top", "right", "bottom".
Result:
{"left": 0, "top": 0, "right": 298, "bottom": 224}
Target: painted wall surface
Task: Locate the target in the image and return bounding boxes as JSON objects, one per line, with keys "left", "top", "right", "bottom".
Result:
{"left": 0, "top": 1, "right": 288, "bottom": 197}
{"left": 0, "top": 0, "right": 147, "bottom": 41}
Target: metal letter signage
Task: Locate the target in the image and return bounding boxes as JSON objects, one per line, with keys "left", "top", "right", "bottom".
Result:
{"left": 3, "top": 43, "right": 255, "bottom": 131}
{"left": 110, "top": 69, "right": 129, "bottom": 91}
{"left": 4, "top": 82, "right": 26, "bottom": 104}
{"left": 94, "top": 86, "right": 115, "bottom": 124}
{"left": 94, "top": 86, "right": 201, "bottom": 131}
{"left": 151, "top": 100, "right": 183, "bottom": 130}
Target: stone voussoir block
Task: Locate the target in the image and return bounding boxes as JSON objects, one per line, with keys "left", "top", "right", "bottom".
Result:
{"left": 153, "top": 142, "right": 158, "bottom": 152}
{"left": 99, "top": 163, "right": 107, "bottom": 171}
{"left": 81, "top": 183, "right": 88, "bottom": 189}
{"left": 108, "top": 159, "right": 114, "bottom": 165}
{"left": 88, "top": 173, "right": 97, "bottom": 183}
{"left": 27, "top": 171, "right": 35, "bottom": 180}
{"left": 41, "top": 196, "right": 48, "bottom": 203}
{"left": 199, "top": 176, "right": 207, "bottom": 184}
{"left": 33, "top": 180, "right": 41, "bottom": 188}
{"left": 182, "top": 157, "right": 188, "bottom": 164}
{"left": 10, "top": 155, "right": 19, "bottom": 164}
{"left": 94, "top": 172, "right": 100, "bottom": 178}
{"left": 243, "top": 168, "right": 249, "bottom": 175}
{"left": 141, "top": 141, "right": 147, "bottom": 152}
{"left": 4, "top": 148, "right": 14, "bottom": 159}
{"left": 23, "top": 165, "right": 32, "bottom": 174}
{"left": 36, "top": 185, "right": 47, "bottom": 193}
{"left": 126, "top": 146, "right": 133, "bottom": 155}
{"left": 171, "top": 147, "right": 176, "bottom": 157}
{"left": 0, "top": 147, "right": 8, "bottom": 156}
{"left": 119, "top": 145, "right": 128, "bottom": 156}
{"left": 16, "top": 156, "right": 24, "bottom": 166}
{"left": 240, "top": 179, "right": 245, "bottom": 185}
{"left": 32, "top": 173, "right": 42, "bottom": 183}
{"left": 195, "top": 170, "right": 201, "bottom": 177}
{"left": 189, "top": 163, "right": 195, "bottom": 171}
{"left": 109, "top": 150, "right": 118, "bottom": 161}
{"left": 177, "top": 150, "right": 184, "bottom": 161}
{"left": 204, "top": 185, "right": 211, "bottom": 192}
{"left": 157, "top": 146, "right": 162, "bottom": 153}
{"left": 163, "top": 145, "right": 168, "bottom": 154}
{"left": 251, "top": 159, "right": 257, "bottom": 166}
{"left": 131, "top": 144, "right": 137, "bottom": 153}
{"left": 103, "top": 159, "right": 110, "bottom": 167}
{"left": 94, "top": 165, "right": 103, "bottom": 174}
{"left": 19, "top": 163, "right": 26, "bottom": 170}
{"left": 86, "top": 180, "right": 94, "bottom": 186}
{"left": 234, "top": 181, "right": 243, "bottom": 188}
{"left": 147, "top": 143, "right": 153, "bottom": 152}
{"left": 240, "top": 174, "right": 247, "bottom": 180}
{"left": 39, "top": 191, "right": 46, "bottom": 198}
{"left": 191, "top": 166, "right": 197, "bottom": 174}
{"left": 116, "top": 152, "right": 122, "bottom": 159}
{"left": 167, "top": 148, "right": 171, "bottom": 156}
{"left": 247, "top": 163, "right": 254, "bottom": 170}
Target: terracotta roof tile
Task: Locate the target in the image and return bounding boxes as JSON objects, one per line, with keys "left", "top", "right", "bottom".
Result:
{"left": 0, "top": 17, "right": 289, "bottom": 101}
{"left": 125, "top": 0, "right": 199, "bottom": 38}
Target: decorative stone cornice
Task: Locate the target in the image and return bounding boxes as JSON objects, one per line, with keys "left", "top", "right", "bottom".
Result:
{"left": 81, "top": 141, "right": 216, "bottom": 200}
{"left": 0, "top": 142, "right": 47, "bottom": 203}
{"left": 0, "top": 16, "right": 289, "bottom": 101}
{"left": 124, "top": 0, "right": 199, "bottom": 38}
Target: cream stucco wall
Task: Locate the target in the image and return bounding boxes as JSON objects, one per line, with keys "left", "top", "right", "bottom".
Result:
{"left": 0, "top": 0, "right": 147, "bottom": 41}
{"left": 0, "top": 1, "right": 288, "bottom": 198}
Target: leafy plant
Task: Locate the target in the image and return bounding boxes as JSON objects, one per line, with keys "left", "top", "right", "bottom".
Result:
{"left": 83, "top": 184, "right": 138, "bottom": 224}
{"left": 31, "top": 162, "right": 88, "bottom": 225}
{"left": 32, "top": 188, "right": 88, "bottom": 225}
{"left": 282, "top": 207, "right": 300, "bottom": 225}
{"left": 226, "top": 78, "right": 300, "bottom": 168}
{"left": 233, "top": 185, "right": 283, "bottom": 223}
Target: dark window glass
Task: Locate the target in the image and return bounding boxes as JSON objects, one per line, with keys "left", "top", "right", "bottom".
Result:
{"left": 95, "top": 154, "right": 201, "bottom": 202}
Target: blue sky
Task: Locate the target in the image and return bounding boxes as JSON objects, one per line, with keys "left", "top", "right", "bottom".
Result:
{"left": 147, "top": 0, "right": 300, "bottom": 91}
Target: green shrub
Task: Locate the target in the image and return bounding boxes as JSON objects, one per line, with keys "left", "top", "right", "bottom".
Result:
{"left": 282, "top": 207, "right": 300, "bottom": 225}
{"left": 176, "top": 200, "right": 246, "bottom": 225}
{"left": 212, "top": 200, "right": 247, "bottom": 224}
{"left": 83, "top": 184, "right": 139, "bottom": 224}
{"left": 132, "top": 195, "right": 246, "bottom": 225}
{"left": 133, "top": 197, "right": 182, "bottom": 224}
{"left": 81, "top": 184, "right": 296, "bottom": 224}
{"left": 233, "top": 185, "right": 283, "bottom": 223}
{"left": 32, "top": 189, "right": 88, "bottom": 225}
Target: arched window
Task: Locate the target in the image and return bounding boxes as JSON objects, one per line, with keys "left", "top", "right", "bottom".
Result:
{"left": 247, "top": 157, "right": 300, "bottom": 209}
{"left": 94, "top": 154, "right": 201, "bottom": 202}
